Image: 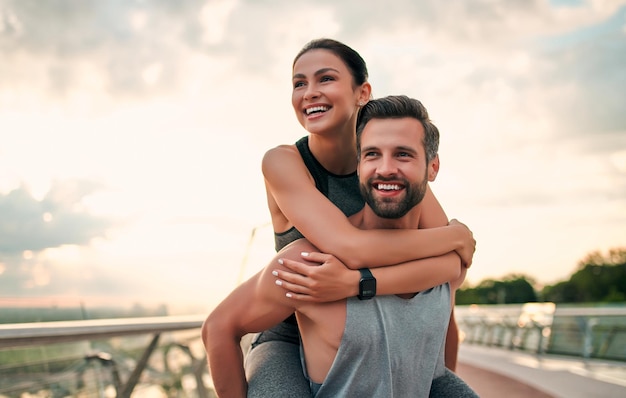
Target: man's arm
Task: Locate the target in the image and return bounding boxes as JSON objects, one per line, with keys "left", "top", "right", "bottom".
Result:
{"left": 445, "top": 310, "right": 459, "bottom": 371}
{"left": 419, "top": 186, "right": 466, "bottom": 371}
{"left": 201, "top": 242, "right": 309, "bottom": 397}
{"left": 446, "top": 266, "right": 468, "bottom": 371}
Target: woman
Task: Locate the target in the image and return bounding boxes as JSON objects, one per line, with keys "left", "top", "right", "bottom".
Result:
{"left": 245, "top": 38, "right": 476, "bottom": 397}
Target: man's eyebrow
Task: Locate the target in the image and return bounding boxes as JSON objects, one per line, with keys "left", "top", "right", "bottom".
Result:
{"left": 360, "top": 145, "right": 419, "bottom": 154}
{"left": 293, "top": 67, "right": 340, "bottom": 80}
{"left": 360, "top": 145, "right": 379, "bottom": 153}
{"left": 396, "top": 145, "right": 418, "bottom": 154}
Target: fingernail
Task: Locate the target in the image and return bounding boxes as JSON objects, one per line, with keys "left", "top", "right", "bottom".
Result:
{"left": 286, "top": 293, "right": 292, "bottom": 298}
{"left": 278, "top": 258, "right": 284, "bottom": 265}
{"left": 301, "top": 252, "right": 309, "bottom": 257}
{"left": 272, "top": 270, "right": 278, "bottom": 276}
{"left": 275, "top": 280, "right": 283, "bottom": 286}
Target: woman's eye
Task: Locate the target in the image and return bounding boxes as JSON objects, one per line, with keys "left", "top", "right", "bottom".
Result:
{"left": 320, "top": 76, "right": 334, "bottom": 82}
{"left": 294, "top": 81, "right": 305, "bottom": 88}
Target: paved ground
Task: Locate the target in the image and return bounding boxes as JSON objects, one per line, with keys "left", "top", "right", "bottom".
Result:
{"left": 456, "top": 344, "right": 626, "bottom": 398}
{"left": 457, "top": 362, "right": 554, "bottom": 397}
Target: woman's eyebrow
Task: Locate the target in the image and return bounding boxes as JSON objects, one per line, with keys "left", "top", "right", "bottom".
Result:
{"left": 293, "top": 67, "right": 340, "bottom": 80}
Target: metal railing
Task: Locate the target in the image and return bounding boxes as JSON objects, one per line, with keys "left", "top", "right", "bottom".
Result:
{"left": 455, "top": 303, "right": 626, "bottom": 362}
{"left": 2, "top": 304, "right": 625, "bottom": 396}
{"left": 0, "top": 315, "right": 211, "bottom": 397}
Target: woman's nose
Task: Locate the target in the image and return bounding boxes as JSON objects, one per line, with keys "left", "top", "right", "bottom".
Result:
{"left": 304, "top": 84, "right": 320, "bottom": 101}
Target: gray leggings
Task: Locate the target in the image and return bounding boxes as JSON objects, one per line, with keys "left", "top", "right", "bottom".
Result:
{"left": 245, "top": 321, "right": 478, "bottom": 398}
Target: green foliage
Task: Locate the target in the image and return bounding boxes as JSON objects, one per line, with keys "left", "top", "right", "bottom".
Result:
{"left": 456, "top": 274, "right": 537, "bottom": 305}
{"left": 542, "top": 248, "right": 626, "bottom": 304}
{"left": 457, "top": 247, "right": 626, "bottom": 305}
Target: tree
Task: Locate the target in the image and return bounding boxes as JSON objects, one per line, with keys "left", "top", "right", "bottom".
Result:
{"left": 542, "top": 248, "right": 626, "bottom": 303}
{"left": 456, "top": 274, "right": 537, "bottom": 305}
{"left": 456, "top": 248, "right": 626, "bottom": 305}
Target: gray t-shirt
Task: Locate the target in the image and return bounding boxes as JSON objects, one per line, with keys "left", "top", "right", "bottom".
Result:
{"left": 303, "top": 284, "right": 451, "bottom": 397}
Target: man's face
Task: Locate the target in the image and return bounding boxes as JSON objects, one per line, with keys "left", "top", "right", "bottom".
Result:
{"left": 358, "top": 117, "right": 436, "bottom": 219}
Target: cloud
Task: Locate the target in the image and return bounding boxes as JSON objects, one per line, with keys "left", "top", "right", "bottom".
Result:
{"left": 0, "top": 179, "right": 115, "bottom": 254}
{"left": 0, "top": 0, "right": 624, "bottom": 301}
{"left": 0, "top": 179, "right": 128, "bottom": 300}
{"left": 534, "top": 29, "right": 626, "bottom": 139}
{"left": 0, "top": 250, "right": 151, "bottom": 306}
{"left": 0, "top": 0, "right": 212, "bottom": 97}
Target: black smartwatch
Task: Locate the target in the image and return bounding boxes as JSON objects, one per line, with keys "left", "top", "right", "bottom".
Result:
{"left": 357, "top": 268, "right": 376, "bottom": 300}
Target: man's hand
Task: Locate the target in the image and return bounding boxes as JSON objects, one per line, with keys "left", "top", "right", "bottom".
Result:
{"left": 449, "top": 219, "right": 476, "bottom": 268}
{"left": 273, "top": 252, "right": 359, "bottom": 302}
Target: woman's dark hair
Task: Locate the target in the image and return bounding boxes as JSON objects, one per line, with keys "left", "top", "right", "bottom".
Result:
{"left": 293, "top": 38, "right": 369, "bottom": 86}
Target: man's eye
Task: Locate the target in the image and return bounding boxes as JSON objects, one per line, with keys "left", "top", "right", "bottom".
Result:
{"left": 364, "top": 151, "right": 378, "bottom": 157}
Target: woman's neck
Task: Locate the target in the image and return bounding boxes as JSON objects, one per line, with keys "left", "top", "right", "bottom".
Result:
{"left": 307, "top": 132, "right": 357, "bottom": 175}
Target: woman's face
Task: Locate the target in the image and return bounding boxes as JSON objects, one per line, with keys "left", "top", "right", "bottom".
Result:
{"left": 292, "top": 49, "right": 363, "bottom": 136}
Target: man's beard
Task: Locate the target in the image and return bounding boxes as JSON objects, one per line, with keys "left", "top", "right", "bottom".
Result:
{"left": 360, "top": 174, "right": 428, "bottom": 219}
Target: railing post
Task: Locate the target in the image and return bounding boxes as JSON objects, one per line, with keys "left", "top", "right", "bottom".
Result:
{"left": 82, "top": 352, "right": 122, "bottom": 396}
{"left": 119, "top": 333, "right": 161, "bottom": 398}
{"left": 193, "top": 355, "right": 210, "bottom": 398}
{"left": 582, "top": 317, "right": 598, "bottom": 361}
{"left": 163, "top": 342, "right": 210, "bottom": 398}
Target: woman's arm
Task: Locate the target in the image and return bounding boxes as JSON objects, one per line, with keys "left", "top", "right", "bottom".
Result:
{"left": 202, "top": 241, "right": 316, "bottom": 396}
{"left": 274, "top": 234, "right": 466, "bottom": 302}
{"left": 267, "top": 150, "right": 470, "bottom": 300}
{"left": 274, "top": 250, "right": 461, "bottom": 301}
{"left": 263, "top": 147, "right": 474, "bottom": 269}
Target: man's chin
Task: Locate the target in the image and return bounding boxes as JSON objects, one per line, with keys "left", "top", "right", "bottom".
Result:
{"left": 371, "top": 206, "right": 407, "bottom": 219}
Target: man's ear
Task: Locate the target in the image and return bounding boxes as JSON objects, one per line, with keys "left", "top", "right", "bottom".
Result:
{"left": 428, "top": 154, "right": 440, "bottom": 181}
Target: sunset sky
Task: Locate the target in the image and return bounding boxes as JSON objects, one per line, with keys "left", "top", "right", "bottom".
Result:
{"left": 1, "top": 0, "right": 625, "bottom": 313}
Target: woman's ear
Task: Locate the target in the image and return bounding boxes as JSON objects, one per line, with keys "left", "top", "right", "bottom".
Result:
{"left": 428, "top": 154, "right": 440, "bottom": 181}
{"left": 358, "top": 82, "right": 372, "bottom": 105}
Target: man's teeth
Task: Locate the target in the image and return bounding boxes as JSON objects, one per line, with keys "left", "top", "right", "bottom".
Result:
{"left": 377, "top": 184, "right": 401, "bottom": 191}
{"left": 306, "top": 106, "right": 329, "bottom": 115}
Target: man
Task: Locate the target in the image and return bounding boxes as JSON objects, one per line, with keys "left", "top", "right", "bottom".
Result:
{"left": 203, "top": 95, "right": 474, "bottom": 397}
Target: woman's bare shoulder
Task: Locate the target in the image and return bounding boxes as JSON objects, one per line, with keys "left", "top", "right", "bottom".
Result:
{"left": 262, "top": 143, "right": 306, "bottom": 177}
{"left": 263, "top": 143, "right": 298, "bottom": 161}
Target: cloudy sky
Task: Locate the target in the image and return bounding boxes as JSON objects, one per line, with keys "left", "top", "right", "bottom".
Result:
{"left": 0, "top": 0, "right": 624, "bottom": 313}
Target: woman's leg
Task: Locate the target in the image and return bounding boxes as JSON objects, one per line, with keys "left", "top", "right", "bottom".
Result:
{"left": 430, "top": 368, "right": 479, "bottom": 397}
{"left": 244, "top": 321, "right": 311, "bottom": 398}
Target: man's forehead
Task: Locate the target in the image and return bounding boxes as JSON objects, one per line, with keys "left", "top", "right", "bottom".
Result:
{"left": 361, "top": 117, "right": 424, "bottom": 147}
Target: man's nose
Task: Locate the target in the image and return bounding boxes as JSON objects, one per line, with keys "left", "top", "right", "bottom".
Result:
{"left": 376, "top": 156, "right": 398, "bottom": 176}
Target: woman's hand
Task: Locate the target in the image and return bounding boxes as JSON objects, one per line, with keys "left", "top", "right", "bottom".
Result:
{"left": 449, "top": 219, "right": 476, "bottom": 268}
{"left": 273, "top": 252, "right": 360, "bottom": 302}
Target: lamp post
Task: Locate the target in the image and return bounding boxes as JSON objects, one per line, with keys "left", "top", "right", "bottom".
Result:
{"left": 236, "top": 222, "right": 271, "bottom": 285}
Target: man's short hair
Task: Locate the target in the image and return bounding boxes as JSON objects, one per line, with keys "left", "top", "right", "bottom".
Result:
{"left": 356, "top": 95, "right": 440, "bottom": 163}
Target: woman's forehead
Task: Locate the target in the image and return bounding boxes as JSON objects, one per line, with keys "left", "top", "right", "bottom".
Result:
{"left": 293, "top": 49, "right": 349, "bottom": 74}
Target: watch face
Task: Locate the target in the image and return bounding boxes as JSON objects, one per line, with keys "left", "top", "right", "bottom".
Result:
{"left": 360, "top": 279, "right": 376, "bottom": 298}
